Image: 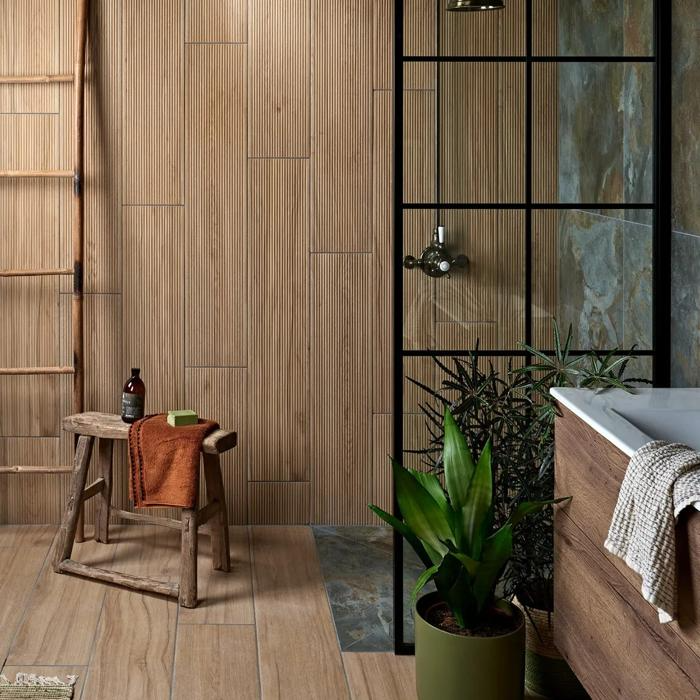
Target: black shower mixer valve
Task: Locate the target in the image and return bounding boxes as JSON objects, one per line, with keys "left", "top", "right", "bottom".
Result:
{"left": 403, "top": 226, "right": 469, "bottom": 278}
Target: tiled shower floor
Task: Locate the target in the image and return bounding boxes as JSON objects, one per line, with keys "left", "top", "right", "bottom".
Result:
{"left": 313, "top": 526, "right": 423, "bottom": 652}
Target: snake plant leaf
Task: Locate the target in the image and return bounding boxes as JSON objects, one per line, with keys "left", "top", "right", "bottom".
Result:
{"left": 507, "top": 497, "right": 571, "bottom": 529}
{"left": 472, "top": 523, "right": 513, "bottom": 612}
{"left": 392, "top": 459, "right": 454, "bottom": 556}
{"left": 444, "top": 566, "right": 477, "bottom": 628}
{"left": 460, "top": 440, "right": 493, "bottom": 557}
{"left": 442, "top": 407, "right": 475, "bottom": 510}
{"left": 446, "top": 550, "right": 479, "bottom": 577}
{"left": 409, "top": 469, "right": 451, "bottom": 519}
{"left": 411, "top": 564, "right": 440, "bottom": 608}
{"left": 367, "top": 504, "right": 439, "bottom": 567}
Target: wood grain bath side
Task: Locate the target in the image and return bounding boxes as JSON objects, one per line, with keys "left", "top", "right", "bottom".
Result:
{"left": 553, "top": 406, "right": 700, "bottom": 698}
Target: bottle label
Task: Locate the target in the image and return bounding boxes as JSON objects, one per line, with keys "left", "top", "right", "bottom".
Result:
{"left": 122, "top": 393, "right": 145, "bottom": 421}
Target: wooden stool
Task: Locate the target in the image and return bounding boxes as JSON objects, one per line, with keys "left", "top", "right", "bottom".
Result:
{"left": 52, "top": 412, "right": 237, "bottom": 608}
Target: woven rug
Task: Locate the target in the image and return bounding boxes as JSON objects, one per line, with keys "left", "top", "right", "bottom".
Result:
{"left": 0, "top": 674, "right": 76, "bottom": 699}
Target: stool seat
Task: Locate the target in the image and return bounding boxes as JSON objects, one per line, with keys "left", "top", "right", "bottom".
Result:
{"left": 53, "top": 412, "right": 235, "bottom": 608}
{"left": 62, "top": 411, "right": 237, "bottom": 454}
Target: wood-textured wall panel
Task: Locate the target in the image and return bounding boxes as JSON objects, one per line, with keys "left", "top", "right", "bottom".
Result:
{"left": 373, "top": 91, "right": 392, "bottom": 413}
{"left": 532, "top": 60, "right": 558, "bottom": 345}
{"left": 499, "top": 62, "right": 525, "bottom": 203}
{"left": 0, "top": 114, "right": 60, "bottom": 438}
{"left": 1, "top": 1, "right": 559, "bottom": 526}
{"left": 371, "top": 414, "right": 392, "bottom": 524}
{"left": 185, "top": 44, "right": 247, "bottom": 367}
{"left": 373, "top": 0, "right": 392, "bottom": 90}
{"left": 533, "top": 210, "right": 559, "bottom": 348}
{"left": 441, "top": 63, "right": 499, "bottom": 204}
{"left": 122, "top": 0, "right": 183, "bottom": 205}
{"left": 403, "top": 210, "right": 436, "bottom": 352}
{"left": 533, "top": 0, "right": 559, "bottom": 56}
{"left": 440, "top": 0, "right": 525, "bottom": 57}
{"left": 431, "top": 210, "right": 525, "bottom": 351}
{"left": 59, "top": 0, "right": 122, "bottom": 294}
{"left": 0, "top": 0, "right": 59, "bottom": 114}
{"left": 122, "top": 207, "right": 184, "bottom": 413}
{"left": 185, "top": 0, "right": 247, "bottom": 43}
{"left": 185, "top": 368, "right": 248, "bottom": 525}
{"left": 59, "top": 294, "right": 121, "bottom": 474}
{"left": 0, "top": 439, "right": 68, "bottom": 524}
{"left": 404, "top": 0, "right": 434, "bottom": 90}
{"left": 248, "top": 483, "right": 311, "bottom": 525}
{"left": 248, "top": 160, "right": 310, "bottom": 481}
{"left": 311, "top": 255, "right": 372, "bottom": 524}
{"left": 249, "top": 0, "right": 310, "bottom": 158}
{"left": 404, "top": 89, "right": 435, "bottom": 205}
{"left": 312, "top": 0, "right": 373, "bottom": 253}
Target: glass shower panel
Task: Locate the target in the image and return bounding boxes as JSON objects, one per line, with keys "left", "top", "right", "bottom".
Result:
{"left": 533, "top": 209, "right": 654, "bottom": 352}
{"left": 403, "top": 65, "right": 436, "bottom": 204}
{"left": 533, "top": 0, "right": 654, "bottom": 57}
{"left": 440, "top": 62, "right": 526, "bottom": 204}
{"left": 533, "top": 62, "right": 654, "bottom": 205}
{"left": 402, "top": 210, "right": 526, "bottom": 352}
{"left": 440, "top": 0, "right": 525, "bottom": 57}
{"left": 403, "top": 0, "right": 526, "bottom": 59}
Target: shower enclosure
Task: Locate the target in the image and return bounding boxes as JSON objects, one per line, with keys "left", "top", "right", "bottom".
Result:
{"left": 393, "top": 0, "right": 671, "bottom": 653}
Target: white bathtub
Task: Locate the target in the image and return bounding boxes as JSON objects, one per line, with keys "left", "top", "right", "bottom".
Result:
{"left": 550, "top": 387, "right": 700, "bottom": 457}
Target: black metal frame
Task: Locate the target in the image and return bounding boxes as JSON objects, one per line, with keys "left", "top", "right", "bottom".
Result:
{"left": 392, "top": 0, "right": 673, "bottom": 655}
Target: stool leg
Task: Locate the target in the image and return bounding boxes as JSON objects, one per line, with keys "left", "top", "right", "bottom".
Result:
{"left": 95, "top": 438, "right": 114, "bottom": 544}
{"left": 180, "top": 508, "right": 198, "bottom": 608}
{"left": 53, "top": 435, "right": 94, "bottom": 572}
{"left": 203, "top": 453, "right": 230, "bottom": 572}
{"left": 75, "top": 507, "right": 85, "bottom": 544}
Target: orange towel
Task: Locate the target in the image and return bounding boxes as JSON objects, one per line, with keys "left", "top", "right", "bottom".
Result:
{"left": 128, "top": 414, "right": 219, "bottom": 509}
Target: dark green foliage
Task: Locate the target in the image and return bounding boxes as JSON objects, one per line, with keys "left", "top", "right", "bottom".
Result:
{"left": 369, "top": 408, "right": 563, "bottom": 629}
{"left": 410, "top": 320, "right": 647, "bottom": 612}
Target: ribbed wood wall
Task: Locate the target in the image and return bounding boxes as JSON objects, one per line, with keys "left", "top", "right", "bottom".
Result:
{"left": 0, "top": 0, "right": 557, "bottom": 526}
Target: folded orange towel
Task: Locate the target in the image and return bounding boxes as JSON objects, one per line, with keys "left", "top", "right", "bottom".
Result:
{"left": 128, "top": 414, "right": 219, "bottom": 509}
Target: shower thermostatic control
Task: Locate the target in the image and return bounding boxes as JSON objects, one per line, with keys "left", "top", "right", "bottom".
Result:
{"left": 403, "top": 226, "right": 469, "bottom": 279}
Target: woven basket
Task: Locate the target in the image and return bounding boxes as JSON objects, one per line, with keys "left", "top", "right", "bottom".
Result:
{"left": 514, "top": 601, "right": 588, "bottom": 699}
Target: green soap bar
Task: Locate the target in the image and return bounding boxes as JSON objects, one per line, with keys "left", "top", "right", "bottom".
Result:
{"left": 167, "top": 410, "right": 198, "bottom": 427}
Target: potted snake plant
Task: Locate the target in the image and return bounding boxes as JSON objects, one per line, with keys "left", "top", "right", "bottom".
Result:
{"left": 370, "top": 408, "right": 565, "bottom": 700}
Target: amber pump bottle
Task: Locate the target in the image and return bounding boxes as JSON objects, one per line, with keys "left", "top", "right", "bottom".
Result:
{"left": 121, "top": 368, "right": 146, "bottom": 424}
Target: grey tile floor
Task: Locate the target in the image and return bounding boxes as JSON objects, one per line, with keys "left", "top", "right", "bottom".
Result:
{"left": 313, "top": 526, "right": 424, "bottom": 652}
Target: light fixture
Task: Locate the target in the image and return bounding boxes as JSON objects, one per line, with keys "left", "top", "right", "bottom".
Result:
{"left": 447, "top": 0, "right": 505, "bottom": 10}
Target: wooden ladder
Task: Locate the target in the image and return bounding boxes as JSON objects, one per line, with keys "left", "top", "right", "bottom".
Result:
{"left": 0, "top": 0, "right": 90, "bottom": 540}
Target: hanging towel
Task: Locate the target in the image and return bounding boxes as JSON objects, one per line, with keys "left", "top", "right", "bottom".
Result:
{"left": 128, "top": 414, "right": 218, "bottom": 509}
{"left": 604, "top": 440, "right": 700, "bottom": 623}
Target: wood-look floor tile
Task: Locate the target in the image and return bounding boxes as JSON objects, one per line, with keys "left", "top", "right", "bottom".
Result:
{"left": 251, "top": 527, "right": 349, "bottom": 699}
{"left": 172, "top": 625, "right": 259, "bottom": 700}
{"left": 178, "top": 527, "right": 254, "bottom": 625}
{"left": 343, "top": 652, "right": 418, "bottom": 700}
{"left": 80, "top": 526, "right": 179, "bottom": 700}
{"left": 0, "top": 525, "right": 56, "bottom": 549}
{"left": 0, "top": 545, "right": 52, "bottom": 662}
{"left": 7, "top": 539, "right": 118, "bottom": 666}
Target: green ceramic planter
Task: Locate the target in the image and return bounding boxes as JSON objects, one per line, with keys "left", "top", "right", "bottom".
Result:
{"left": 415, "top": 592, "right": 526, "bottom": 700}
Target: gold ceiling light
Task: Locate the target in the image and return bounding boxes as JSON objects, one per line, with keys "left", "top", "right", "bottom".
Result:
{"left": 447, "top": 0, "right": 506, "bottom": 10}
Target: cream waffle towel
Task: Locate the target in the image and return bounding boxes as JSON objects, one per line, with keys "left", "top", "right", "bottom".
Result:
{"left": 605, "top": 441, "right": 700, "bottom": 624}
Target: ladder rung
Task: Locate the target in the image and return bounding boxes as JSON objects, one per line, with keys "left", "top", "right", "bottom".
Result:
{"left": 0, "top": 268, "right": 72, "bottom": 278}
{"left": 0, "top": 74, "right": 73, "bottom": 85}
{"left": 0, "top": 170, "right": 73, "bottom": 179}
{"left": 0, "top": 366, "right": 74, "bottom": 376}
{"left": 0, "top": 465, "right": 74, "bottom": 474}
